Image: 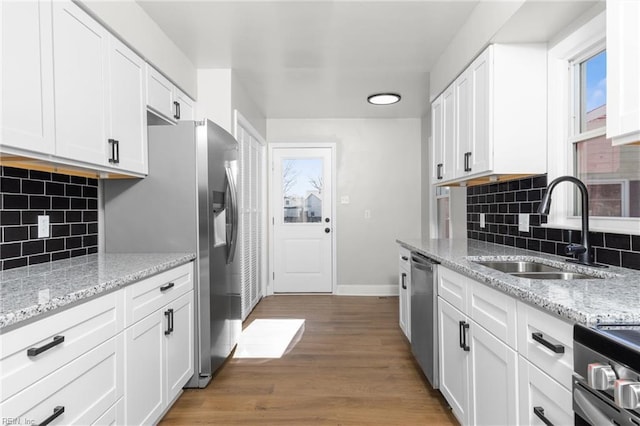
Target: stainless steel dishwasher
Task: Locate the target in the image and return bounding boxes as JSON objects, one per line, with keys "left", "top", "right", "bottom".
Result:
{"left": 410, "top": 252, "right": 439, "bottom": 389}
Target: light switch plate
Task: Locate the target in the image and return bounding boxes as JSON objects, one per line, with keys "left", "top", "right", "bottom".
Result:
{"left": 38, "top": 215, "right": 50, "bottom": 238}
{"left": 518, "top": 213, "right": 530, "bottom": 232}
{"left": 480, "top": 213, "right": 486, "bottom": 228}
{"left": 364, "top": 209, "right": 371, "bottom": 219}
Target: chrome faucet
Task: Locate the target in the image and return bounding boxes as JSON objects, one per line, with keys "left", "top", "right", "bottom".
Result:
{"left": 538, "top": 176, "right": 606, "bottom": 267}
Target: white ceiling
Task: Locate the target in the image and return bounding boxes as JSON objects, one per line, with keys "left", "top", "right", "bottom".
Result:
{"left": 136, "top": 0, "right": 598, "bottom": 119}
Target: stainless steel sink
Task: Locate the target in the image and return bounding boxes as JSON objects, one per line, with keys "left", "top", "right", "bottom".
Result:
{"left": 472, "top": 260, "right": 602, "bottom": 280}
{"left": 473, "top": 261, "right": 563, "bottom": 273}
{"left": 510, "top": 272, "right": 597, "bottom": 280}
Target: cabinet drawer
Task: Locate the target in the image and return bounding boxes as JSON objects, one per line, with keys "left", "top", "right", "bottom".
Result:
{"left": 517, "top": 301, "right": 573, "bottom": 390}
{"left": 438, "top": 266, "right": 468, "bottom": 312}
{"left": 0, "top": 291, "right": 123, "bottom": 402}
{"left": 469, "top": 280, "right": 517, "bottom": 349}
{"left": 398, "top": 246, "right": 411, "bottom": 270}
{"left": 518, "top": 356, "right": 573, "bottom": 426}
{"left": 124, "top": 262, "right": 193, "bottom": 326}
{"left": 0, "top": 334, "right": 124, "bottom": 425}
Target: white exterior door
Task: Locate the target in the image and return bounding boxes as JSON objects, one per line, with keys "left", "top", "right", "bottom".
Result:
{"left": 271, "top": 146, "right": 334, "bottom": 293}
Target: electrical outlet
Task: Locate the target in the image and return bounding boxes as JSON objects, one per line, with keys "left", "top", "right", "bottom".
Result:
{"left": 37, "top": 215, "right": 50, "bottom": 238}
{"left": 480, "top": 213, "right": 486, "bottom": 228}
{"left": 340, "top": 196, "right": 350, "bottom": 204}
{"left": 518, "top": 213, "right": 530, "bottom": 233}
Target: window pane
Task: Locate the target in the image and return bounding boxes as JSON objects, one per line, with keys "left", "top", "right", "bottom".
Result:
{"left": 580, "top": 50, "right": 606, "bottom": 132}
{"left": 575, "top": 136, "right": 640, "bottom": 218}
{"left": 282, "top": 158, "right": 323, "bottom": 223}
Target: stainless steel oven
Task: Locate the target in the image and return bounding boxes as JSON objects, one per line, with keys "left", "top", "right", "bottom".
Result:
{"left": 573, "top": 324, "right": 640, "bottom": 425}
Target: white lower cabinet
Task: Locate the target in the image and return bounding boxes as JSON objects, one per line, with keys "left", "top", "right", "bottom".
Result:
{"left": 125, "top": 290, "right": 194, "bottom": 425}
{"left": 468, "top": 319, "right": 518, "bottom": 426}
{"left": 0, "top": 262, "right": 195, "bottom": 426}
{"left": 437, "top": 265, "right": 573, "bottom": 426}
{"left": 518, "top": 356, "right": 573, "bottom": 426}
{"left": 398, "top": 246, "right": 411, "bottom": 340}
{"left": 0, "top": 335, "right": 124, "bottom": 426}
{"left": 438, "top": 298, "right": 470, "bottom": 423}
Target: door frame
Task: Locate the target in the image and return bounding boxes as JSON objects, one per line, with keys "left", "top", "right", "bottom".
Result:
{"left": 267, "top": 142, "right": 337, "bottom": 295}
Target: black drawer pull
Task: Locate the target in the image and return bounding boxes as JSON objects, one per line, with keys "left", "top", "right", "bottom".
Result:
{"left": 532, "top": 332, "right": 565, "bottom": 354}
{"left": 160, "top": 282, "right": 175, "bottom": 292}
{"left": 27, "top": 336, "right": 65, "bottom": 357}
{"left": 36, "top": 405, "right": 64, "bottom": 426}
{"left": 401, "top": 256, "right": 408, "bottom": 261}
{"left": 533, "top": 406, "right": 554, "bottom": 426}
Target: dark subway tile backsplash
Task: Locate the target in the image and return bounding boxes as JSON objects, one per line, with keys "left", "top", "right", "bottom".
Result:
{"left": 0, "top": 166, "right": 98, "bottom": 270}
{"left": 467, "top": 174, "right": 640, "bottom": 271}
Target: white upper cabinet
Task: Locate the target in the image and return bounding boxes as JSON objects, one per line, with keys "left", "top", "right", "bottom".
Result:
{"left": 432, "top": 85, "right": 456, "bottom": 183}
{"left": 52, "top": 0, "right": 110, "bottom": 166}
{"left": 147, "top": 66, "right": 195, "bottom": 124}
{"left": 432, "top": 44, "right": 547, "bottom": 185}
{"left": 1, "top": 0, "right": 55, "bottom": 154}
{"left": 108, "top": 37, "right": 148, "bottom": 174}
{"left": 607, "top": 0, "right": 640, "bottom": 145}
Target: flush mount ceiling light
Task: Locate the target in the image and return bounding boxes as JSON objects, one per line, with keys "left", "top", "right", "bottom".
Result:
{"left": 367, "top": 93, "right": 401, "bottom": 105}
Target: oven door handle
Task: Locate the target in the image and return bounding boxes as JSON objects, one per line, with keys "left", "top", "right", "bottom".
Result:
{"left": 574, "top": 383, "right": 617, "bottom": 425}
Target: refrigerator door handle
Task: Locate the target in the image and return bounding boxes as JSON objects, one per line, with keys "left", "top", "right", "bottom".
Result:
{"left": 225, "top": 166, "right": 239, "bottom": 264}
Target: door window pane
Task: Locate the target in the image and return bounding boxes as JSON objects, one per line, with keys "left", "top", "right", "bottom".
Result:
{"left": 282, "top": 158, "right": 323, "bottom": 223}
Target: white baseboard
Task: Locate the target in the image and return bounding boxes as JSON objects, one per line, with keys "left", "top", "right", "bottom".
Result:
{"left": 335, "top": 284, "right": 398, "bottom": 296}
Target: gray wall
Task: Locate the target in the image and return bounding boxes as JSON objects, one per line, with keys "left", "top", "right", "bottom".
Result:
{"left": 267, "top": 118, "right": 422, "bottom": 295}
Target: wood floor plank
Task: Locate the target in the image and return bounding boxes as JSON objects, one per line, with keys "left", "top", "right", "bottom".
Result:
{"left": 160, "top": 295, "right": 458, "bottom": 425}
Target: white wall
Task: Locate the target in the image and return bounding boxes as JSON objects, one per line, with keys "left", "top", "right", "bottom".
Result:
{"left": 197, "top": 69, "right": 267, "bottom": 140}
{"left": 78, "top": 0, "right": 197, "bottom": 98}
{"left": 429, "top": 1, "right": 524, "bottom": 100}
{"left": 267, "top": 119, "right": 422, "bottom": 295}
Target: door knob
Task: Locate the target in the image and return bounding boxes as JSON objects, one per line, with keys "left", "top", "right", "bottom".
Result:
{"left": 324, "top": 228, "right": 330, "bottom": 233}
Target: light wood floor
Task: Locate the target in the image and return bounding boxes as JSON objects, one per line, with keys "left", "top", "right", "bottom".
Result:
{"left": 160, "top": 295, "right": 458, "bottom": 425}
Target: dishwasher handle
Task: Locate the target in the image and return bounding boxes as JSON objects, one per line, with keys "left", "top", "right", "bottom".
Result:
{"left": 410, "top": 253, "right": 438, "bottom": 272}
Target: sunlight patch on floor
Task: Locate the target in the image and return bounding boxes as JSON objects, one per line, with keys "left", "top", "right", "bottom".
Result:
{"left": 233, "top": 319, "right": 305, "bottom": 359}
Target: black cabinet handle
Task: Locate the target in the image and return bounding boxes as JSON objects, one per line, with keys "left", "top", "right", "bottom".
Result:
{"left": 459, "top": 321, "right": 470, "bottom": 351}
{"left": 464, "top": 152, "right": 472, "bottom": 172}
{"left": 401, "top": 256, "right": 409, "bottom": 261}
{"left": 108, "top": 138, "right": 116, "bottom": 164}
{"left": 177, "top": 102, "right": 181, "bottom": 119}
{"left": 35, "top": 405, "right": 64, "bottom": 426}
{"left": 164, "top": 308, "right": 174, "bottom": 335}
{"left": 532, "top": 332, "right": 565, "bottom": 354}
{"left": 533, "top": 406, "right": 554, "bottom": 426}
{"left": 436, "top": 163, "right": 443, "bottom": 180}
{"left": 401, "top": 273, "right": 407, "bottom": 290}
{"left": 114, "top": 140, "right": 120, "bottom": 164}
{"left": 27, "top": 336, "right": 65, "bottom": 357}
{"left": 173, "top": 101, "right": 180, "bottom": 119}
{"left": 160, "top": 282, "right": 175, "bottom": 292}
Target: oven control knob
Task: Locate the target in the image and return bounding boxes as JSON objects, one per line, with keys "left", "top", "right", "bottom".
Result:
{"left": 614, "top": 380, "right": 640, "bottom": 409}
{"left": 587, "top": 363, "right": 617, "bottom": 390}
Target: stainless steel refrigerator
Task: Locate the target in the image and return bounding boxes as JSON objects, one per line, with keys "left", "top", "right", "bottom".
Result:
{"left": 104, "top": 119, "right": 241, "bottom": 388}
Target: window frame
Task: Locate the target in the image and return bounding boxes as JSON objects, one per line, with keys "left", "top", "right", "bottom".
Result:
{"left": 546, "top": 9, "right": 640, "bottom": 235}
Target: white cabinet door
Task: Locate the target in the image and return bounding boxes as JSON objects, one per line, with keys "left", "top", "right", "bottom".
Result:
{"left": 1, "top": 0, "right": 55, "bottom": 154}
{"left": 108, "top": 37, "right": 147, "bottom": 174}
{"left": 146, "top": 65, "right": 177, "bottom": 124}
{"left": 166, "top": 291, "right": 194, "bottom": 404}
{"left": 438, "top": 298, "right": 470, "bottom": 425}
{"left": 607, "top": 0, "right": 640, "bottom": 145}
{"left": 175, "top": 88, "right": 195, "bottom": 121}
{"left": 454, "top": 69, "right": 471, "bottom": 177}
{"left": 469, "top": 48, "right": 492, "bottom": 174}
{"left": 125, "top": 310, "right": 165, "bottom": 425}
{"left": 399, "top": 267, "right": 411, "bottom": 340}
{"left": 432, "top": 95, "right": 444, "bottom": 182}
{"left": 441, "top": 85, "right": 456, "bottom": 182}
{"left": 518, "top": 356, "right": 573, "bottom": 426}
{"left": 468, "top": 320, "right": 518, "bottom": 426}
{"left": 52, "top": 0, "right": 109, "bottom": 165}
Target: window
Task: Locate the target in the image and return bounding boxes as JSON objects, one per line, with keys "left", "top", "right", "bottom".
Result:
{"left": 570, "top": 49, "right": 640, "bottom": 218}
{"left": 547, "top": 9, "right": 639, "bottom": 234}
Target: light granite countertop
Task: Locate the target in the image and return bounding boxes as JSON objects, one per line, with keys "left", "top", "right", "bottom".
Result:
{"left": 398, "top": 238, "right": 640, "bottom": 326}
{"left": 0, "top": 253, "right": 196, "bottom": 332}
